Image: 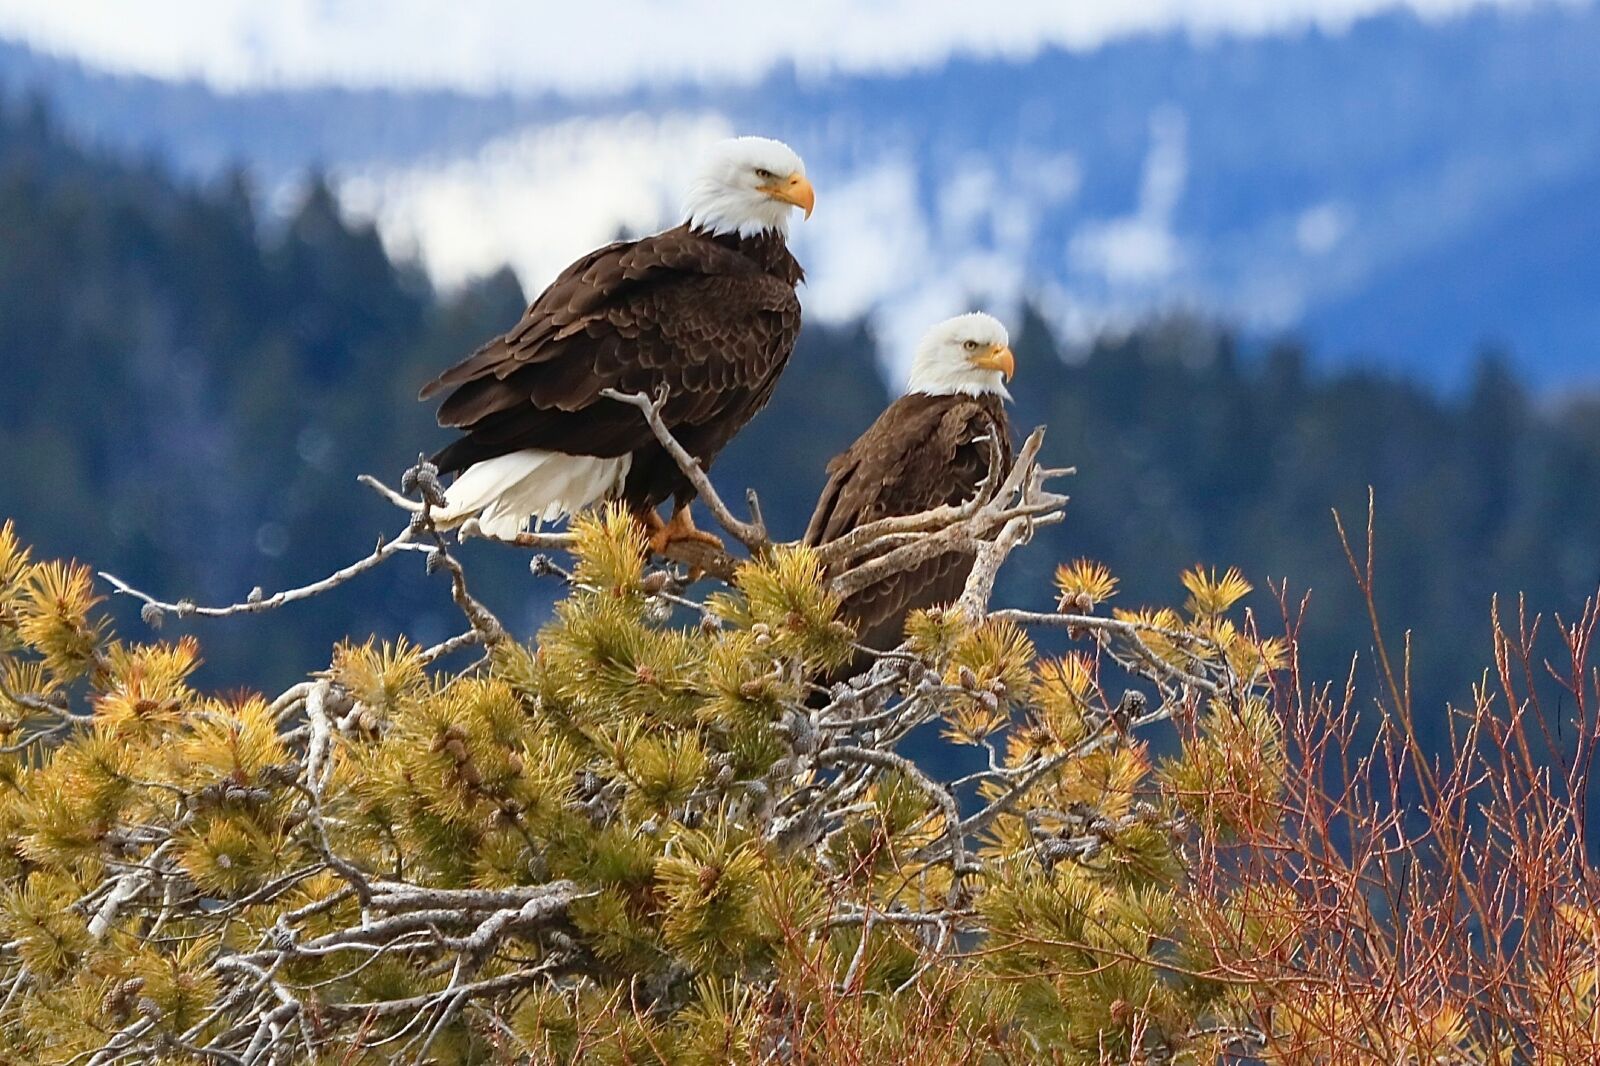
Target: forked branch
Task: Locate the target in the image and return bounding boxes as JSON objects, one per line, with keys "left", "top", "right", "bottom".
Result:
{"left": 825, "top": 427, "right": 1070, "bottom": 612}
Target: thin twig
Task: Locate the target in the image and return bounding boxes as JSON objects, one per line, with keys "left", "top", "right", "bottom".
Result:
{"left": 600, "top": 386, "right": 769, "bottom": 550}
{"left": 101, "top": 528, "right": 417, "bottom": 620}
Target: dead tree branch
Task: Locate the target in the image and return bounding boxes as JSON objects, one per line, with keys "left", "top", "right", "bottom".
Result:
{"left": 600, "top": 386, "right": 770, "bottom": 551}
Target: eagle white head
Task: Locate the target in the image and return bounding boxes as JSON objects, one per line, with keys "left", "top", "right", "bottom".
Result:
{"left": 684, "top": 136, "right": 815, "bottom": 239}
{"left": 905, "top": 312, "right": 1016, "bottom": 400}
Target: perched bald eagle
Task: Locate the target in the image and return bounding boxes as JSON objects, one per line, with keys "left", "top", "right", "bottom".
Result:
{"left": 805, "top": 312, "right": 1015, "bottom": 660}
{"left": 420, "top": 136, "right": 814, "bottom": 550}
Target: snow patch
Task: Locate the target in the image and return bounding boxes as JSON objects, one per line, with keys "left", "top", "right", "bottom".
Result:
{"left": 0, "top": 0, "right": 1564, "bottom": 94}
{"left": 1296, "top": 202, "right": 1351, "bottom": 254}
{"left": 339, "top": 113, "right": 736, "bottom": 290}
{"left": 1068, "top": 108, "right": 1187, "bottom": 286}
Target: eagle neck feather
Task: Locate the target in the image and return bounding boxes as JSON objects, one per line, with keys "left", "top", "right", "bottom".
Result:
{"left": 692, "top": 227, "right": 805, "bottom": 286}
{"left": 906, "top": 380, "right": 1013, "bottom": 402}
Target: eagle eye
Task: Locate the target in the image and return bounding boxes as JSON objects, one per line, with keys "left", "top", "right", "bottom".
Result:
{"left": 754, "top": 167, "right": 776, "bottom": 181}
{"left": 963, "top": 339, "right": 980, "bottom": 351}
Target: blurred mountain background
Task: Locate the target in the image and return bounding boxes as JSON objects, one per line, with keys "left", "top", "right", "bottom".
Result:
{"left": 2, "top": 1, "right": 1599, "bottom": 752}
{"left": 8, "top": 3, "right": 1600, "bottom": 386}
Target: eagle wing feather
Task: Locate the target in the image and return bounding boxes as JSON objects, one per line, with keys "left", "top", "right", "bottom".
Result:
{"left": 421, "top": 226, "right": 801, "bottom": 488}
{"left": 805, "top": 393, "right": 1013, "bottom": 655}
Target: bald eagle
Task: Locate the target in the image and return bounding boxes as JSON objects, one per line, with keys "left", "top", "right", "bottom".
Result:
{"left": 805, "top": 312, "right": 1016, "bottom": 660}
{"left": 420, "top": 136, "right": 814, "bottom": 551}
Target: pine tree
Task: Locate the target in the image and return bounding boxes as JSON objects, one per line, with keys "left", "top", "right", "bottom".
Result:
{"left": 0, "top": 420, "right": 1293, "bottom": 1065}
{"left": 1, "top": 424, "right": 1597, "bottom": 1062}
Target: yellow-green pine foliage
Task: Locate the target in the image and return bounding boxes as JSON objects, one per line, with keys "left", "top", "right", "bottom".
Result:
{"left": 0, "top": 521, "right": 1305, "bottom": 1064}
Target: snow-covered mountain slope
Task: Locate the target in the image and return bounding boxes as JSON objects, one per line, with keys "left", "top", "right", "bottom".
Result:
{"left": 3, "top": 3, "right": 1598, "bottom": 386}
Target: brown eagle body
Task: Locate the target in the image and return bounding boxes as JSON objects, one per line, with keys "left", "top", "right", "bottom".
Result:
{"left": 420, "top": 224, "right": 804, "bottom": 516}
{"left": 805, "top": 391, "right": 1013, "bottom": 658}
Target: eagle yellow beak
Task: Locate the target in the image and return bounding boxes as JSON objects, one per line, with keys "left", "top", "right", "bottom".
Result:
{"left": 971, "top": 343, "right": 1016, "bottom": 381}
{"left": 761, "top": 173, "right": 815, "bottom": 219}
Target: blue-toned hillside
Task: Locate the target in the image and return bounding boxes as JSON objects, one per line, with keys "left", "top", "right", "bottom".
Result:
{"left": 4, "top": 4, "right": 1600, "bottom": 387}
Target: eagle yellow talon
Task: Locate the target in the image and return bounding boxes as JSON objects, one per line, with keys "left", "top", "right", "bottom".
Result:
{"left": 647, "top": 507, "right": 724, "bottom": 556}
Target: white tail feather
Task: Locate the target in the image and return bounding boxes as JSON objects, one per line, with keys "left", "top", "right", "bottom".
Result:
{"left": 434, "top": 450, "right": 632, "bottom": 538}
